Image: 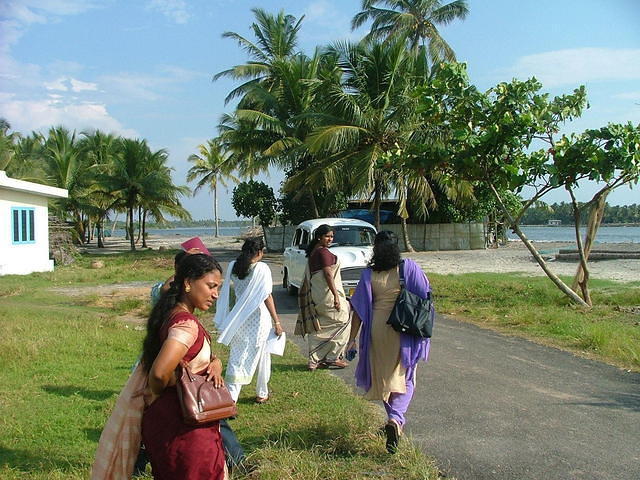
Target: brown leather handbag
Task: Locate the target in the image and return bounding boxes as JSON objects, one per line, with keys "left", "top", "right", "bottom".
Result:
{"left": 176, "top": 362, "right": 237, "bottom": 425}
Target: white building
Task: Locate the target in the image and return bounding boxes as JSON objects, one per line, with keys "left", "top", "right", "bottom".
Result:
{"left": 0, "top": 170, "right": 68, "bottom": 275}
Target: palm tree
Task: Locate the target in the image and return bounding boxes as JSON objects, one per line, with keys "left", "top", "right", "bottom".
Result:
{"left": 0, "top": 119, "right": 20, "bottom": 171}
{"left": 352, "top": 0, "right": 469, "bottom": 62}
{"left": 105, "top": 138, "right": 160, "bottom": 251}
{"left": 78, "top": 130, "right": 121, "bottom": 245}
{"left": 214, "top": 8, "right": 304, "bottom": 104}
{"left": 139, "top": 151, "right": 191, "bottom": 248}
{"left": 289, "top": 39, "right": 426, "bottom": 230}
{"left": 187, "top": 139, "right": 238, "bottom": 237}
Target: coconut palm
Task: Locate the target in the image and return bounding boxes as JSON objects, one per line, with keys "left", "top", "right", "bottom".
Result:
{"left": 187, "top": 139, "right": 238, "bottom": 237}
{"left": 214, "top": 8, "right": 304, "bottom": 104}
{"left": 289, "top": 39, "right": 426, "bottom": 230}
{"left": 139, "top": 151, "right": 191, "bottom": 248}
{"left": 352, "top": 0, "right": 469, "bottom": 62}
{"left": 0, "top": 119, "right": 20, "bottom": 171}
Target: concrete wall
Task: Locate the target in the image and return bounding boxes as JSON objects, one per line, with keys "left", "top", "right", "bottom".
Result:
{"left": 264, "top": 222, "right": 486, "bottom": 253}
{"left": 0, "top": 189, "right": 54, "bottom": 275}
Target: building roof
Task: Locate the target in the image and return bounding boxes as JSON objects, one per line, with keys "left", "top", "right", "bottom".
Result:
{"left": 0, "top": 171, "right": 68, "bottom": 199}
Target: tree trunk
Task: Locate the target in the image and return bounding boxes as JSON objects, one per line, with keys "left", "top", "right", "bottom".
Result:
{"left": 373, "top": 186, "right": 381, "bottom": 231}
{"left": 568, "top": 189, "right": 592, "bottom": 306}
{"left": 128, "top": 206, "right": 136, "bottom": 251}
{"left": 572, "top": 192, "right": 608, "bottom": 293}
{"left": 97, "top": 219, "right": 104, "bottom": 248}
{"left": 489, "top": 184, "right": 589, "bottom": 308}
{"left": 214, "top": 186, "right": 219, "bottom": 237}
{"left": 400, "top": 217, "right": 415, "bottom": 252}
{"left": 136, "top": 206, "right": 142, "bottom": 244}
{"left": 142, "top": 210, "right": 148, "bottom": 248}
{"left": 308, "top": 189, "right": 319, "bottom": 218}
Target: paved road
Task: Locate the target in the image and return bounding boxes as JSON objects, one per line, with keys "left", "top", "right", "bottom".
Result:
{"left": 231, "top": 254, "right": 640, "bottom": 480}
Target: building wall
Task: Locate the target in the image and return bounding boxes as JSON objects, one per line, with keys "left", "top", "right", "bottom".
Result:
{"left": 264, "top": 222, "right": 486, "bottom": 253}
{"left": 0, "top": 189, "right": 54, "bottom": 275}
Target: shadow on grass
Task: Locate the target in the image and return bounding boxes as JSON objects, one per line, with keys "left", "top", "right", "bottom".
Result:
{"left": 82, "top": 427, "right": 103, "bottom": 443}
{"left": 42, "top": 384, "right": 117, "bottom": 401}
{"left": 0, "top": 446, "right": 86, "bottom": 474}
{"left": 239, "top": 423, "right": 372, "bottom": 459}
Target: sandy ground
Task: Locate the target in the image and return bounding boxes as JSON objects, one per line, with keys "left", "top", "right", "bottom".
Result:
{"left": 83, "top": 234, "right": 640, "bottom": 283}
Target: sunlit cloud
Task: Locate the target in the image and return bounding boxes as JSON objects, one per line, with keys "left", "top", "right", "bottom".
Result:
{"left": 504, "top": 48, "right": 640, "bottom": 87}
{"left": 146, "top": 0, "right": 191, "bottom": 24}
{"left": 0, "top": 95, "right": 137, "bottom": 137}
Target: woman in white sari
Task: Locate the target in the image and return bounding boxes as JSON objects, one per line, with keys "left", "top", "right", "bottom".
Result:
{"left": 215, "top": 238, "right": 283, "bottom": 404}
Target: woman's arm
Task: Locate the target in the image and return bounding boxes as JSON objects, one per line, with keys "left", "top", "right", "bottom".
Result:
{"left": 264, "top": 294, "right": 283, "bottom": 336}
{"left": 322, "top": 266, "right": 341, "bottom": 310}
{"left": 147, "top": 338, "right": 188, "bottom": 401}
{"left": 347, "top": 310, "right": 362, "bottom": 349}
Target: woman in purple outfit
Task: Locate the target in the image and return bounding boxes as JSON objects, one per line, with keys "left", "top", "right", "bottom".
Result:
{"left": 347, "top": 231, "right": 432, "bottom": 453}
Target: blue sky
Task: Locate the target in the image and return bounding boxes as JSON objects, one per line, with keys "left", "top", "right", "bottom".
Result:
{"left": 1, "top": 0, "right": 639, "bottom": 221}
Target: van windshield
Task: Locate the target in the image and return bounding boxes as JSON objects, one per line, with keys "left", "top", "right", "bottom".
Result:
{"left": 329, "top": 226, "right": 376, "bottom": 247}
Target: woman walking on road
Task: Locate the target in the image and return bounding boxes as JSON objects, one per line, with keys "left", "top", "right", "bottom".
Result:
{"left": 347, "top": 231, "right": 432, "bottom": 453}
{"left": 215, "top": 238, "right": 283, "bottom": 404}
{"left": 295, "top": 224, "right": 350, "bottom": 371}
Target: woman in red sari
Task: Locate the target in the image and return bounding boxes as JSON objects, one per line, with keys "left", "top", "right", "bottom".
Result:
{"left": 141, "top": 253, "right": 227, "bottom": 479}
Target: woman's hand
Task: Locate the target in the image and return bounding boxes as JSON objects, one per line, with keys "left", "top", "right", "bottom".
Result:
{"left": 274, "top": 322, "right": 284, "bottom": 336}
{"left": 207, "top": 357, "right": 224, "bottom": 388}
{"left": 333, "top": 295, "right": 341, "bottom": 311}
{"left": 206, "top": 359, "right": 224, "bottom": 388}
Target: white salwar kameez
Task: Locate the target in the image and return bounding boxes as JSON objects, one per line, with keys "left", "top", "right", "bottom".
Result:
{"left": 215, "top": 261, "right": 273, "bottom": 401}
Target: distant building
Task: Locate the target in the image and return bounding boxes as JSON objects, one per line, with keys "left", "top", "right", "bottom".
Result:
{"left": 548, "top": 219, "right": 562, "bottom": 226}
{"left": 0, "top": 170, "right": 68, "bottom": 275}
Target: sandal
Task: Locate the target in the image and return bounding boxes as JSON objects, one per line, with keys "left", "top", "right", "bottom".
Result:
{"left": 307, "top": 361, "right": 319, "bottom": 371}
{"left": 325, "top": 359, "right": 348, "bottom": 369}
{"left": 255, "top": 396, "right": 269, "bottom": 404}
{"left": 384, "top": 420, "right": 401, "bottom": 454}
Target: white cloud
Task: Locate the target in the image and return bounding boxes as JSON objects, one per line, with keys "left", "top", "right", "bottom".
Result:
{"left": 505, "top": 48, "right": 640, "bottom": 87}
{"left": 0, "top": 1, "right": 105, "bottom": 50}
{"left": 99, "top": 66, "right": 204, "bottom": 102}
{"left": 146, "top": 0, "right": 191, "bottom": 24}
{"left": 0, "top": 95, "right": 138, "bottom": 137}
{"left": 44, "top": 77, "right": 68, "bottom": 91}
{"left": 70, "top": 77, "right": 98, "bottom": 92}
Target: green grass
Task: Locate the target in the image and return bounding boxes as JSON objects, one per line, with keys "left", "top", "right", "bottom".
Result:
{"left": 429, "top": 272, "right": 640, "bottom": 370}
{"left": 0, "top": 251, "right": 440, "bottom": 480}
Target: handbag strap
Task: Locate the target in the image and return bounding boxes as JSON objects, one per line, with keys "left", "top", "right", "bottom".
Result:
{"left": 398, "top": 260, "right": 405, "bottom": 289}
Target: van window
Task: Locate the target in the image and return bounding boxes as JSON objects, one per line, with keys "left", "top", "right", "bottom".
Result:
{"left": 292, "top": 229, "right": 302, "bottom": 247}
{"left": 300, "top": 229, "right": 310, "bottom": 247}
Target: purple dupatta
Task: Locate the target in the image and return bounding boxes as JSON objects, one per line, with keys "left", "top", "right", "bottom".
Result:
{"left": 349, "top": 258, "right": 431, "bottom": 393}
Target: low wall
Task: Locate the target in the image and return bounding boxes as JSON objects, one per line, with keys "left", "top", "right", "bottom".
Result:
{"left": 264, "top": 223, "right": 486, "bottom": 253}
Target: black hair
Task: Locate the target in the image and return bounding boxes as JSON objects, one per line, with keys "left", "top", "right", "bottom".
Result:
{"left": 305, "top": 224, "right": 334, "bottom": 257}
{"left": 368, "top": 230, "right": 401, "bottom": 272}
{"left": 174, "top": 250, "right": 188, "bottom": 269}
{"left": 231, "top": 237, "right": 264, "bottom": 279}
{"left": 141, "top": 253, "right": 222, "bottom": 372}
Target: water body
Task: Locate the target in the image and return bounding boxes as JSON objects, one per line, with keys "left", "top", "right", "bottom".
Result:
{"left": 509, "top": 225, "right": 640, "bottom": 244}
{"left": 112, "top": 225, "right": 639, "bottom": 244}
{"left": 112, "top": 226, "right": 243, "bottom": 238}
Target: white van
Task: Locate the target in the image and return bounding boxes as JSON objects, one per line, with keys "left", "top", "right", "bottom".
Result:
{"left": 282, "top": 218, "right": 377, "bottom": 296}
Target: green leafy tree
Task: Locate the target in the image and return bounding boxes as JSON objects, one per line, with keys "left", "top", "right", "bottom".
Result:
{"left": 412, "top": 62, "right": 640, "bottom": 306}
{"left": 187, "top": 138, "right": 238, "bottom": 237}
{"left": 232, "top": 180, "right": 278, "bottom": 231}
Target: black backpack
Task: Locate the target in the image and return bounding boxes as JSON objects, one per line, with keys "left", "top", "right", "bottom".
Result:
{"left": 386, "top": 261, "right": 434, "bottom": 338}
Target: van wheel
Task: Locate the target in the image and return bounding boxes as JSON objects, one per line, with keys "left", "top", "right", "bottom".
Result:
{"left": 287, "top": 284, "right": 298, "bottom": 295}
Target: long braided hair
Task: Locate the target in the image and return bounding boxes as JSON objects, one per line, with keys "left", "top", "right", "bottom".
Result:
{"left": 231, "top": 237, "right": 264, "bottom": 279}
{"left": 141, "top": 253, "right": 222, "bottom": 371}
